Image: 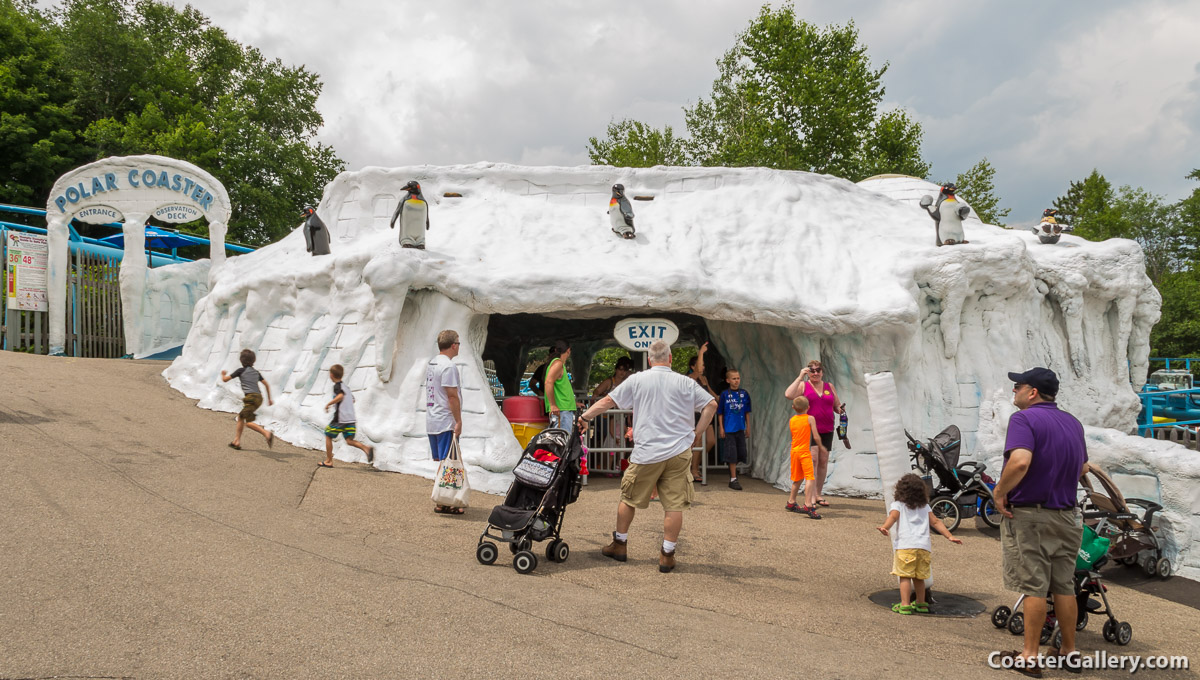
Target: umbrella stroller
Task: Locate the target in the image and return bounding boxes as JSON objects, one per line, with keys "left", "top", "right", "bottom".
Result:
{"left": 475, "top": 426, "right": 584, "bottom": 574}
{"left": 991, "top": 524, "right": 1134, "bottom": 647}
{"left": 1079, "top": 462, "right": 1172, "bottom": 579}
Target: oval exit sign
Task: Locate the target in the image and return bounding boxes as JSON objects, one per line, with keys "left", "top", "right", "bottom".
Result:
{"left": 613, "top": 318, "right": 680, "bottom": 351}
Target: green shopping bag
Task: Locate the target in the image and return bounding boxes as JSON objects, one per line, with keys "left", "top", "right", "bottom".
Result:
{"left": 1076, "top": 524, "right": 1110, "bottom": 570}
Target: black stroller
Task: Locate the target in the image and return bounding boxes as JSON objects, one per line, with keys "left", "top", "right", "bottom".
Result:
{"left": 991, "top": 516, "right": 1134, "bottom": 648}
{"left": 475, "top": 426, "right": 584, "bottom": 574}
{"left": 905, "top": 425, "right": 1000, "bottom": 531}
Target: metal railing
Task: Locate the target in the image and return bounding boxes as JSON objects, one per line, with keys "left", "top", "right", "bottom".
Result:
{"left": 580, "top": 408, "right": 714, "bottom": 485}
{"left": 1137, "top": 386, "right": 1200, "bottom": 437}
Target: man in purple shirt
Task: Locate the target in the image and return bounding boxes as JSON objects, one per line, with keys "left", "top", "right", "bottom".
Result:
{"left": 994, "top": 367, "right": 1088, "bottom": 675}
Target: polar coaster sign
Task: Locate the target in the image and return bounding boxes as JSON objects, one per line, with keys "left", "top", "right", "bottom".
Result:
{"left": 43, "top": 154, "right": 231, "bottom": 357}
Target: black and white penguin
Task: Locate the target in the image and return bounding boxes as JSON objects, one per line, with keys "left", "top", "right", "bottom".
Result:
{"left": 302, "top": 206, "right": 330, "bottom": 256}
{"left": 389, "top": 180, "right": 429, "bottom": 249}
{"left": 1032, "top": 208, "right": 1071, "bottom": 244}
{"left": 608, "top": 184, "right": 635, "bottom": 239}
{"left": 919, "top": 183, "right": 971, "bottom": 246}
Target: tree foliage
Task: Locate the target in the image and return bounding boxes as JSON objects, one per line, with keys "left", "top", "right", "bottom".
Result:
{"left": 954, "top": 157, "right": 1009, "bottom": 226}
{"left": 1054, "top": 170, "right": 1188, "bottom": 286}
{"left": 1052, "top": 168, "right": 1200, "bottom": 357}
{"left": 681, "top": 4, "right": 928, "bottom": 180}
{"left": 0, "top": 0, "right": 344, "bottom": 245}
{"left": 587, "top": 119, "right": 686, "bottom": 167}
{"left": 0, "top": 0, "right": 87, "bottom": 205}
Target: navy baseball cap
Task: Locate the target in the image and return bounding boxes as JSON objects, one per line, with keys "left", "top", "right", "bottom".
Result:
{"left": 1008, "top": 367, "right": 1059, "bottom": 397}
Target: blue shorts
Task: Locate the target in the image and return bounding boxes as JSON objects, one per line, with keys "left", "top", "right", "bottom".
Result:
{"left": 429, "top": 431, "right": 455, "bottom": 461}
{"left": 549, "top": 411, "right": 575, "bottom": 433}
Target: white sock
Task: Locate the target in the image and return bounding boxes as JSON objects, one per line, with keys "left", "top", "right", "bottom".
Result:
{"left": 615, "top": 531, "right": 628, "bottom": 542}
{"left": 663, "top": 539, "right": 677, "bottom": 553}
{"left": 730, "top": 477, "right": 737, "bottom": 481}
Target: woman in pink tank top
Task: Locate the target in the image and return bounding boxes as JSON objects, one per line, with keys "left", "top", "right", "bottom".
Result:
{"left": 784, "top": 360, "right": 842, "bottom": 507}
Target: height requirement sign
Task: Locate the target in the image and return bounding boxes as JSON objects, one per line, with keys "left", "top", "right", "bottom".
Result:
{"left": 6, "top": 232, "right": 49, "bottom": 312}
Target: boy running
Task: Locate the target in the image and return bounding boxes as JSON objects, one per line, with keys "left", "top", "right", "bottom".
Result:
{"left": 220, "top": 349, "right": 274, "bottom": 450}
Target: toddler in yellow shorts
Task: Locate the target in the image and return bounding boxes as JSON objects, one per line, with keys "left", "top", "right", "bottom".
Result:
{"left": 877, "top": 473, "right": 962, "bottom": 614}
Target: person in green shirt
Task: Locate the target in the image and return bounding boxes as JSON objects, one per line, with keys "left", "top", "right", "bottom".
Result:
{"left": 544, "top": 339, "right": 578, "bottom": 432}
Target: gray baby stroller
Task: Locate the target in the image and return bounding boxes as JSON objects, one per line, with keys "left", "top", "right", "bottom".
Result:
{"left": 475, "top": 426, "right": 584, "bottom": 574}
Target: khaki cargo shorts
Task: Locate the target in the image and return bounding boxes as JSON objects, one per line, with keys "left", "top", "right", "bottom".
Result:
{"left": 239, "top": 393, "right": 263, "bottom": 422}
{"left": 892, "top": 548, "right": 932, "bottom": 580}
{"left": 620, "top": 450, "right": 694, "bottom": 512}
{"left": 1001, "top": 506, "right": 1083, "bottom": 597}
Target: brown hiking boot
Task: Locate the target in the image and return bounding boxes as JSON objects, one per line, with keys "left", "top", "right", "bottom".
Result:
{"left": 601, "top": 533, "right": 627, "bottom": 562}
{"left": 659, "top": 548, "right": 676, "bottom": 573}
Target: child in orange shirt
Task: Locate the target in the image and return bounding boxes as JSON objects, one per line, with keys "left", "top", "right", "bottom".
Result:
{"left": 786, "top": 396, "right": 828, "bottom": 519}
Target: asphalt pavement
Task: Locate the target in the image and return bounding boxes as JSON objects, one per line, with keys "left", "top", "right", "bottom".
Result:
{"left": 1, "top": 352, "right": 1196, "bottom": 679}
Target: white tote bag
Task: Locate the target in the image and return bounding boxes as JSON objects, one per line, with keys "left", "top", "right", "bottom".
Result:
{"left": 431, "top": 436, "right": 471, "bottom": 508}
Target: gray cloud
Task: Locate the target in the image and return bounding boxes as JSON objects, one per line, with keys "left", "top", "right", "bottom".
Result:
{"left": 152, "top": 1, "right": 1200, "bottom": 222}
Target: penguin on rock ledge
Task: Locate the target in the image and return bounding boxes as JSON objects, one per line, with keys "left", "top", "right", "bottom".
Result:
{"left": 919, "top": 183, "right": 971, "bottom": 247}
{"left": 608, "top": 183, "right": 636, "bottom": 240}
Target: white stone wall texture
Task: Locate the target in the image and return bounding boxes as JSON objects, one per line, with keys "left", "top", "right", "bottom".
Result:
{"left": 160, "top": 164, "right": 1197, "bottom": 579}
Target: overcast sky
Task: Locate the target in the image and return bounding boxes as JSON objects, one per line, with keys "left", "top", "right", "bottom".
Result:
{"left": 147, "top": 1, "right": 1200, "bottom": 223}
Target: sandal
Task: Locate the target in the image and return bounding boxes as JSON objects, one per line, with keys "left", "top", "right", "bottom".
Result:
{"left": 786, "top": 503, "right": 805, "bottom": 513}
{"left": 227, "top": 442, "right": 241, "bottom": 450}
{"left": 816, "top": 499, "right": 830, "bottom": 507}
{"left": 434, "top": 506, "right": 465, "bottom": 515}
{"left": 265, "top": 432, "right": 274, "bottom": 449}
{"left": 891, "top": 603, "right": 914, "bottom": 615}
{"left": 317, "top": 462, "right": 333, "bottom": 468}
{"left": 366, "top": 446, "right": 375, "bottom": 463}
{"left": 803, "top": 506, "right": 823, "bottom": 520}
{"left": 912, "top": 602, "right": 929, "bottom": 613}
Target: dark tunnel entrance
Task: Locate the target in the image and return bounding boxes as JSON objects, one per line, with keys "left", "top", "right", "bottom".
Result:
{"left": 481, "top": 311, "right": 728, "bottom": 397}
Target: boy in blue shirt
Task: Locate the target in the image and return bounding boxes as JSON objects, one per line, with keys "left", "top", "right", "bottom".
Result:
{"left": 717, "top": 368, "right": 752, "bottom": 490}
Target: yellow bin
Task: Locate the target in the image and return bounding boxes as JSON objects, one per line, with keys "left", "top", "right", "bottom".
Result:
{"left": 511, "top": 421, "right": 547, "bottom": 449}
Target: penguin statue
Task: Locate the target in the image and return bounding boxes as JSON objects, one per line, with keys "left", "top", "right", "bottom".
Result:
{"left": 608, "top": 183, "right": 635, "bottom": 240}
{"left": 1032, "top": 208, "right": 1071, "bottom": 244}
{"left": 302, "top": 206, "right": 330, "bottom": 256}
{"left": 389, "top": 180, "right": 429, "bottom": 249}
{"left": 919, "top": 183, "right": 971, "bottom": 246}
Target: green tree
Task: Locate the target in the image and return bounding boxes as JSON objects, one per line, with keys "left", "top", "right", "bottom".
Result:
{"left": 1151, "top": 170, "right": 1200, "bottom": 357}
{"left": 1056, "top": 172, "right": 1185, "bottom": 286}
{"left": 0, "top": 0, "right": 86, "bottom": 205}
{"left": 682, "top": 3, "right": 928, "bottom": 180}
{"left": 1053, "top": 169, "right": 1121, "bottom": 235}
{"left": 1150, "top": 271, "right": 1200, "bottom": 358}
{"left": 1177, "top": 169, "right": 1200, "bottom": 246}
{"left": 588, "top": 346, "right": 631, "bottom": 388}
{"left": 587, "top": 118, "right": 686, "bottom": 167}
{"left": 954, "top": 157, "right": 1010, "bottom": 226}
{"left": 56, "top": 0, "right": 344, "bottom": 244}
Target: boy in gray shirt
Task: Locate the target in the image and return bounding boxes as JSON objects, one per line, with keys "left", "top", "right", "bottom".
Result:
{"left": 321, "top": 364, "right": 374, "bottom": 468}
{"left": 220, "top": 348, "right": 274, "bottom": 450}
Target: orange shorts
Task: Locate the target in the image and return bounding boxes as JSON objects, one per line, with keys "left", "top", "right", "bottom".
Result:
{"left": 790, "top": 451, "right": 814, "bottom": 482}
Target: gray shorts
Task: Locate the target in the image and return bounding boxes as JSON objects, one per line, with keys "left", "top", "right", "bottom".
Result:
{"left": 1001, "top": 506, "right": 1083, "bottom": 597}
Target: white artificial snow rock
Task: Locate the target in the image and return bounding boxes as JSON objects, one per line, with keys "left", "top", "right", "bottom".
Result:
{"left": 161, "top": 164, "right": 1197, "bottom": 578}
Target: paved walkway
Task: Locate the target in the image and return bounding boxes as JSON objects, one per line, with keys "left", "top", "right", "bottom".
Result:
{"left": 1, "top": 353, "right": 1195, "bottom": 679}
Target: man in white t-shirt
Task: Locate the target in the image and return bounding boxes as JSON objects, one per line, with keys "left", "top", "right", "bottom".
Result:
{"left": 425, "top": 330, "right": 462, "bottom": 468}
{"left": 579, "top": 340, "right": 717, "bottom": 573}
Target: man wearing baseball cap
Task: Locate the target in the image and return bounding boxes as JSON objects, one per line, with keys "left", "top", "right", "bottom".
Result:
{"left": 993, "top": 367, "right": 1088, "bottom": 675}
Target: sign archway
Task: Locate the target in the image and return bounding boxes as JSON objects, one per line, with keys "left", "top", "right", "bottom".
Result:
{"left": 44, "top": 155, "right": 231, "bottom": 356}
